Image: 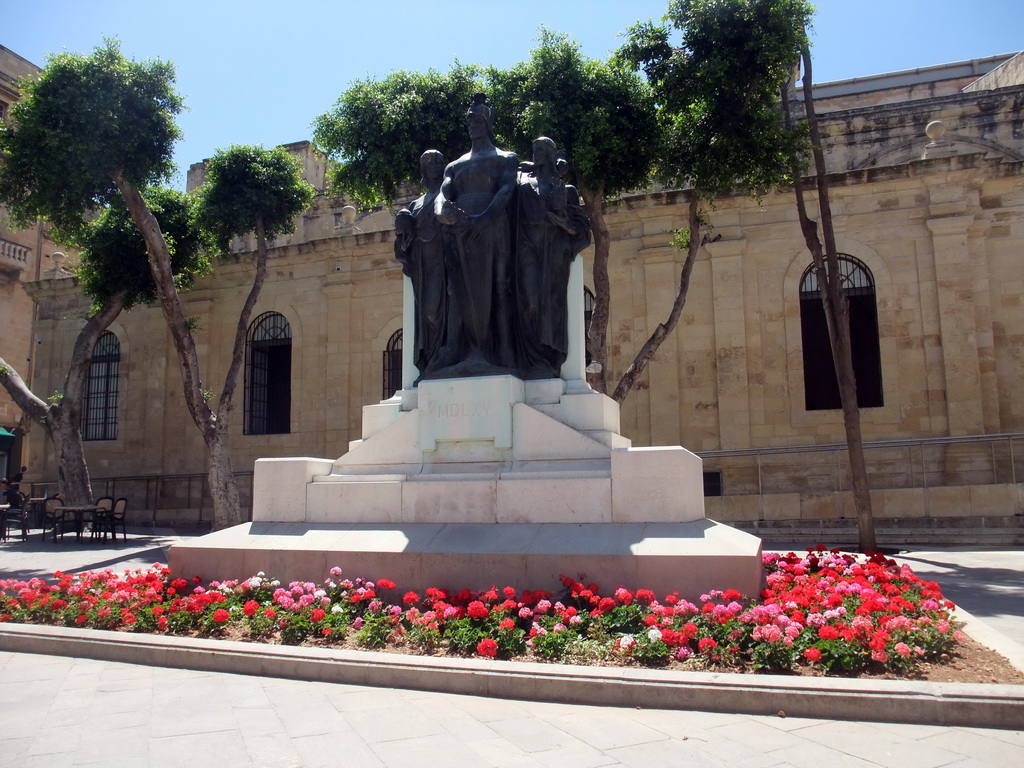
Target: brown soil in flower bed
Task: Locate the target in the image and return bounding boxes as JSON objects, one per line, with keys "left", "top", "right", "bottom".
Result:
{"left": 202, "top": 625, "right": 1024, "bottom": 685}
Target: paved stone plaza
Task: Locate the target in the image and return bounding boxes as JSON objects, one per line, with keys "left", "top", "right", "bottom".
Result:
{"left": 1, "top": 530, "right": 1022, "bottom": 767}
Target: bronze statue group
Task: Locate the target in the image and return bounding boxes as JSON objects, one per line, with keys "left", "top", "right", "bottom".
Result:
{"left": 394, "top": 94, "right": 591, "bottom": 383}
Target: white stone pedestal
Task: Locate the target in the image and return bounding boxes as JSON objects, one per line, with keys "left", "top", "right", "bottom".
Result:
{"left": 169, "top": 376, "right": 763, "bottom": 599}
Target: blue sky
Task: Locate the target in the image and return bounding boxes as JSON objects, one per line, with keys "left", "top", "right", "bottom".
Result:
{"left": 4, "top": 1, "right": 1021, "bottom": 188}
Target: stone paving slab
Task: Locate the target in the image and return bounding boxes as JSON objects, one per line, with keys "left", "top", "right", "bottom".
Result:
{"left": 2, "top": 621, "right": 1022, "bottom": 731}
{"left": 2, "top": 650, "right": 1023, "bottom": 768}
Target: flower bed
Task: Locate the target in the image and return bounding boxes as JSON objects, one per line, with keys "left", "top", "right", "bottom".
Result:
{"left": 0, "top": 547, "right": 965, "bottom": 675}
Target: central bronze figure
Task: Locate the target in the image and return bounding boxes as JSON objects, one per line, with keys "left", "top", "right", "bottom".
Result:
{"left": 394, "top": 93, "right": 591, "bottom": 383}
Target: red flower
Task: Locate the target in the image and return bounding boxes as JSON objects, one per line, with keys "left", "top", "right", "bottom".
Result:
{"left": 499, "top": 618, "right": 515, "bottom": 631}
{"left": 403, "top": 591, "right": 420, "bottom": 605}
{"left": 122, "top": 612, "right": 136, "bottom": 625}
{"left": 803, "top": 647, "right": 822, "bottom": 662}
{"left": 698, "top": 637, "right": 718, "bottom": 653}
{"left": 476, "top": 638, "right": 498, "bottom": 658}
{"left": 597, "top": 597, "right": 616, "bottom": 614}
{"left": 212, "top": 609, "right": 230, "bottom": 623}
{"left": 723, "top": 589, "right": 742, "bottom": 602}
{"left": 263, "top": 608, "right": 277, "bottom": 619}
{"left": 817, "top": 625, "right": 839, "bottom": 641}
{"left": 467, "top": 601, "right": 489, "bottom": 620}
{"left": 243, "top": 600, "right": 259, "bottom": 617}
{"left": 377, "top": 578, "right": 396, "bottom": 591}
{"left": 635, "top": 588, "right": 656, "bottom": 605}
{"left": 311, "top": 608, "right": 326, "bottom": 623}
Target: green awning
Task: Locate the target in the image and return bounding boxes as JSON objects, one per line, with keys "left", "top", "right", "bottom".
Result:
{"left": 0, "top": 427, "right": 16, "bottom": 452}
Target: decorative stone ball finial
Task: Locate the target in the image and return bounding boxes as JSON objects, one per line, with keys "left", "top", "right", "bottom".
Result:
{"left": 925, "top": 120, "right": 946, "bottom": 142}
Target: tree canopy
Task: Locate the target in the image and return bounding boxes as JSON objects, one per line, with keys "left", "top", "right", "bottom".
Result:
{"left": 617, "top": 0, "right": 812, "bottom": 197}
{"left": 488, "top": 29, "right": 659, "bottom": 198}
{"left": 0, "top": 39, "right": 183, "bottom": 241}
{"left": 312, "top": 65, "right": 480, "bottom": 206}
{"left": 76, "top": 186, "right": 210, "bottom": 311}
{"left": 196, "top": 144, "right": 316, "bottom": 252}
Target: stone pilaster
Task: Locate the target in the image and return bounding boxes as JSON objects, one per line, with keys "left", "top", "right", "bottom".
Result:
{"left": 925, "top": 214, "right": 986, "bottom": 435}
{"left": 707, "top": 238, "right": 750, "bottom": 449}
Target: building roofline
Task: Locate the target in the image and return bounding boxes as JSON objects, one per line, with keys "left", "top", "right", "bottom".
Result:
{"left": 795, "top": 53, "right": 1019, "bottom": 99}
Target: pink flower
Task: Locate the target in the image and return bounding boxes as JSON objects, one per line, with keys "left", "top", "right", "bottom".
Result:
{"left": 894, "top": 642, "right": 911, "bottom": 657}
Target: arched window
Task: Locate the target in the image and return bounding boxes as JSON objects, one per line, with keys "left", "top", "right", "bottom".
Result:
{"left": 382, "top": 329, "right": 402, "bottom": 399}
{"left": 245, "top": 312, "right": 291, "bottom": 435}
{"left": 799, "top": 256, "right": 883, "bottom": 410}
{"left": 84, "top": 332, "right": 120, "bottom": 441}
{"left": 584, "top": 287, "right": 596, "bottom": 365}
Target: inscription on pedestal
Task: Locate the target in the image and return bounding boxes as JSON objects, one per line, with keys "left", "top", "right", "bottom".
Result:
{"left": 429, "top": 401, "right": 493, "bottom": 419}
{"left": 419, "top": 376, "right": 524, "bottom": 450}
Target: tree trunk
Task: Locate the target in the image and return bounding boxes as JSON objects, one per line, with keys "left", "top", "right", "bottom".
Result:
{"left": 0, "top": 292, "right": 125, "bottom": 504}
{"left": 785, "top": 50, "right": 877, "bottom": 552}
{"left": 612, "top": 194, "right": 702, "bottom": 403}
{"left": 579, "top": 184, "right": 609, "bottom": 393}
{"left": 114, "top": 173, "right": 242, "bottom": 529}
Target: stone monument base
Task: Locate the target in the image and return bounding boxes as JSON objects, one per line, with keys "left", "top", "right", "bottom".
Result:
{"left": 168, "top": 376, "right": 764, "bottom": 598}
{"left": 167, "top": 520, "right": 763, "bottom": 599}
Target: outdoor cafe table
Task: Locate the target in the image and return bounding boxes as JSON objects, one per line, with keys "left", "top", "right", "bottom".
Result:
{"left": 54, "top": 505, "right": 101, "bottom": 542}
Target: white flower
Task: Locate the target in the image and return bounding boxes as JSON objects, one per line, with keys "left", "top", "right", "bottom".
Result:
{"left": 647, "top": 627, "right": 663, "bottom": 642}
{"left": 330, "top": 604, "right": 344, "bottom": 615}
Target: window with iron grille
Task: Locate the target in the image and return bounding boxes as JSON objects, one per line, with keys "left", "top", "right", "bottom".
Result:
{"left": 382, "top": 329, "right": 402, "bottom": 400}
{"left": 584, "top": 286, "right": 595, "bottom": 365}
{"left": 799, "top": 255, "right": 883, "bottom": 410}
{"left": 245, "top": 312, "right": 292, "bottom": 435}
{"left": 84, "top": 332, "right": 120, "bottom": 441}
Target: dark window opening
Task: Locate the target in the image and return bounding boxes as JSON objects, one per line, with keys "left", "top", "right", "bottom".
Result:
{"left": 383, "top": 329, "right": 403, "bottom": 400}
{"left": 703, "top": 470, "right": 723, "bottom": 497}
{"left": 800, "top": 256, "right": 883, "bottom": 411}
{"left": 584, "top": 286, "right": 595, "bottom": 365}
{"left": 246, "top": 312, "right": 292, "bottom": 435}
{"left": 84, "top": 332, "right": 120, "bottom": 441}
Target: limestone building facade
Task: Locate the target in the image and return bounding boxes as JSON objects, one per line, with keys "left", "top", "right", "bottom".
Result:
{"left": 19, "top": 52, "right": 1024, "bottom": 539}
{"left": 0, "top": 45, "right": 68, "bottom": 479}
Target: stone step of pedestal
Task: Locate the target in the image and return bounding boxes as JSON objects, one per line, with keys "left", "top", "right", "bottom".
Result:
{"left": 167, "top": 520, "right": 764, "bottom": 600}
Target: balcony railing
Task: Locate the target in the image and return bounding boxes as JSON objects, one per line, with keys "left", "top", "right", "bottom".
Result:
{"left": 0, "top": 237, "right": 30, "bottom": 274}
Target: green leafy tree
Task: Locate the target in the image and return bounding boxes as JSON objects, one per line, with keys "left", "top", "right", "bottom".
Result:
{"left": 0, "top": 41, "right": 312, "bottom": 529}
{"left": 190, "top": 144, "right": 315, "bottom": 527}
{"left": 487, "top": 30, "right": 660, "bottom": 398}
{"left": 77, "top": 187, "right": 209, "bottom": 309}
{"left": 312, "top": 65, "right": 481, "bottom": 207}
{"left": 621, "top": 0, "right": 876, "bottom": 550}
{"left": 782, "top": 43, "right": 877, "bottom": 552}
{"left": 0, "top": 187, "right": 207, "bottom": 505}
{"left": 615, "top": 0, "right": 809, "bottom": 401}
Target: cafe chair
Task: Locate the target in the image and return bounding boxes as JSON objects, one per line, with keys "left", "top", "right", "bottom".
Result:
{"left": 110, "top": 497, "right": 129, "bottom": 541}
{"left": 90, "top": 497, "right": 114, "bottom": 541}
{"left": 42, "top": 496, "right": 66, "bottom": 542}
{"left": 1, "top": 491, "right": 29, "bottom": 542}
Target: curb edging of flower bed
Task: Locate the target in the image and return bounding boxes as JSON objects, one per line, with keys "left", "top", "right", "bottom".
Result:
{"left": 2, "top": 622, "right": 1022, "bottom": 730}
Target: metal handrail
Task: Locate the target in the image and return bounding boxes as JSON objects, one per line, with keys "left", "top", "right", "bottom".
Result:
{"left": 697, "top": 431, "right": 1024, "bottom": 458}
